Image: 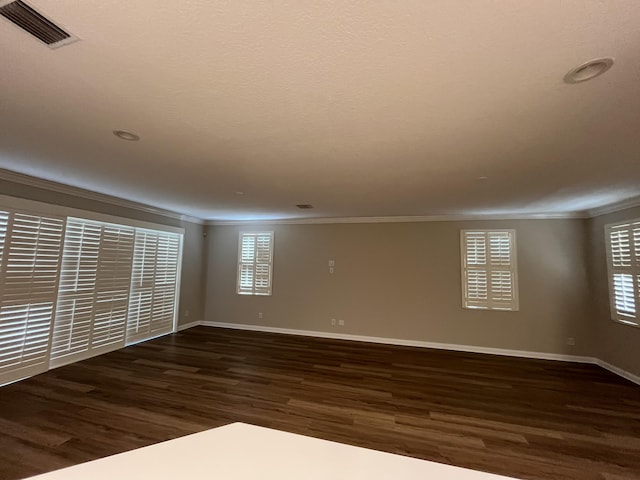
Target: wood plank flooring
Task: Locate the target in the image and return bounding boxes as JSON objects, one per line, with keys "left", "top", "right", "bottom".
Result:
{"left": 0, "top": 326, "right": 639, "bottom": 480}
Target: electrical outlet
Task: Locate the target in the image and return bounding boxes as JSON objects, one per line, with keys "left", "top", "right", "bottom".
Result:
{"left": 258, "top": 312, "right": 263, "bottom": 319}
{"left": 567, "top": 337, "right": 575, "bottom": 346}
{"left": 338, "top": 319, "right": 344, "bottom": 326}
{"left": 329, "top": 267, "right": 334, "bottom": 274}
{"left": 331, "top": 318, "right": 336, "bottom": 326}
{"left": 328, "top": 260, "right": 335, "bottom": 267}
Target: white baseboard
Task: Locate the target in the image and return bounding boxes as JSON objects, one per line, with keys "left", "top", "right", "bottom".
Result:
{"left": 596, "top": 359, "right": 640, "bottom": 386}
{"left": 177, "top": 320, "right": 201, "bottom": 332}
{"left": 199, "top": 321, "right": 595, "bottom": 363}
{"left": 189, "top": 321, "right": 640, "bottom": 386}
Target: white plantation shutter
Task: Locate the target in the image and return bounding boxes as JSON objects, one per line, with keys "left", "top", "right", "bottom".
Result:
{"left": 51, "top": 220, "right": 101, "bottom": 362}
{"left": 464, "top": 232, "right": 489, "bottom": 307}
{"left": 461, "top": 230, "right": 518, "bottom": 311}
{"left": 127, "top": 231, "right": 157, "bottom": 341}
{"left": 237, "top": 232, "right": 273, "bottom": 295}
{"left": 0, "top": 199, "right": 184, "bottom": 385}
{"left": 606, "top": 220, "right": 640, "bottom": 326}
{"left": 149, "top": 232, "right": 180, "bottom": 335}
{"left": 126, "top": 229, "right": 182, "bottom": 344}
{"left": 0, "top": 211, "right": 64, "bottom": 385}
{"left": 50, "top": 219, "right": 135, "bottom": 366}
{"left": 92, "top": 224, "right": 135, "bottom": 347}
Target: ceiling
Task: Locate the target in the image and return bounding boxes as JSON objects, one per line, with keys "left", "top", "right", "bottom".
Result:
{"left": 1, "top": 0, "right": 639, "bottom": 221}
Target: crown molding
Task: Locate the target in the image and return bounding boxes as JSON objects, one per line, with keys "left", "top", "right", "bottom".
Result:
{"left": 586, "top": 196, "right": 640, "bottom": 219}
{"left": 4, "top": 168, "right": 638, "bottom": 226}
{"left": 0, "top": 169, "right": 204, "bottom": 225}
{"left": 205, "top": 211, "right": 587, "bottom": 226}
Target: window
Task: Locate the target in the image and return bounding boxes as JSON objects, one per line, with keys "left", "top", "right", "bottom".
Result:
{"left": 51, "top": 220, "right": 182, "bottom": 364}
{"left": 605, "top": 220, "right": 640, "bottom": 327}
{"left": 461, "top": 230, "right": 518, "bottom": 311}
{"left": 0, "top": 199, "right": 184, "bottom": 386}
{"left": 237, "top": 232, "right": 274, "bottom": 295}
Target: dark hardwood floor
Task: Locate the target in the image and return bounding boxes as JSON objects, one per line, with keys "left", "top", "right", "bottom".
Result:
{"left": 0, "top": 326, "right": 639, "bottom": 480}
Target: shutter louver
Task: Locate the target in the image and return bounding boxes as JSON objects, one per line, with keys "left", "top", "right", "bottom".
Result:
{"left": 489, "top": 233, "right": 511, "bottom": 266}
{"left": 126, "top": 229, "right": 181, "bottom": 344}
{"left": 237, "top": 232, "right": 273, "bottom": 296}
{"left": 254, "top": 234, "right": 272, "bottom": 293}
{"left": 466, "top": 233, "right": 487, "bottom": 266}
{"left": 488, "top": 232, "right": 514, "bottom": 309}
{"left": 241, "top": 236, "right": 256, "bottom": 263}
{"left": 613, "top": 274, "right": 635, "bottom": 318}
{"left": 466, "top": 270, "right": 488, "bottom": 306}
{"left": 606, "top": 222, "right": 640, "bottom": 326}
{"left": 462, "top": 230, "right": 518, "bottom": 311}
{"left": 463, "top": 232, "right": 489, "bottom": 308}
{"left": 610, "top": 229, "right": 631, "bottom": 267}
{"left": 239, "top": 264, "right": 254, "bottom": 291}
{"left": 0, "top": 212, "right": 64, "bottom": 385}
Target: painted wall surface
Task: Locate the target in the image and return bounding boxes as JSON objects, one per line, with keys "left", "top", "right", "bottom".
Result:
{"left": 205, "top": 219, "right": 592, "bottom": 356}
{"left": 587, "top": 206, "right": 640, "bottom": 377}
{"left": 0, "top": 179, "right": 206, "bottom": 326}
{"left": 177, "top": 221, "right": 206, "bottom": 326}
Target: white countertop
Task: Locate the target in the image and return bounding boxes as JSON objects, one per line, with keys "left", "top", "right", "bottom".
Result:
{"left": 27, "top": 422, "right": 518, "bottom": 479}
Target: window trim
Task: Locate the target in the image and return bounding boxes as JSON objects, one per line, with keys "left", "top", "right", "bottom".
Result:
{"left": 237, "top": 231, "right": 274, "bottom": 296}
{"left": 605, "top": 219, "right": 640, "bottom": 328}
{"left": 460, "top": 229, "right": 519, "bottom": 311}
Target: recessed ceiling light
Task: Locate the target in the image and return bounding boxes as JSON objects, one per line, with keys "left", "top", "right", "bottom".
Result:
{"left": 477, "top": 176, "right": 489, "bottom": 181}
{"left": 113, "top": 130, "right": 140, "bottom": 141}
{"left": 296, "top": 204, "right": 313, "bottom": 209}
{"left": 235, "top": 191, "right": 244, "bottom": 196}
{"left": 563, "top": 58, "right": 614, "bottom": 84}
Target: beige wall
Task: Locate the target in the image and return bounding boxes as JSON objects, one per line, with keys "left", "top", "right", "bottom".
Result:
{"left": 0, "top": 179, "right": 206, "bottom": 326}
{"left": 587, "top": 206, "right": 640, "bottom": 377}
{"left": 177, "top": 221, "right": 206, "bottom": 326}
{"left": 6, "top": 174, "right": 638, "bottom": 376}
{"left": 205, "top": 219, "right": 593, "bottom": 356}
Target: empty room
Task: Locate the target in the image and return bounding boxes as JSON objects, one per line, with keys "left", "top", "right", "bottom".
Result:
{"left": 0, "top": 1, "right": 639, "bottom": 479}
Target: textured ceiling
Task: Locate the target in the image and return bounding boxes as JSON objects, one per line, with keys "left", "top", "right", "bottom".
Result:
{"left": 1, "top": 0, "right": 639, "bottom": 220}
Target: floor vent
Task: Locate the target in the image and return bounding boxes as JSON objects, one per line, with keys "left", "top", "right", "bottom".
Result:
{"left": 0, "top": 0, "right": 77, "bottom": 48}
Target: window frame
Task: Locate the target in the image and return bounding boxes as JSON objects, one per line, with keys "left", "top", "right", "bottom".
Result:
{"left": 605, "top": 219, "right": 640, "bottom": 328}
{"left": 237, "top": 231, "right": 274, "bottom": 296}
{"left": 460, "top": 229, "right": 519, "bottom": 311}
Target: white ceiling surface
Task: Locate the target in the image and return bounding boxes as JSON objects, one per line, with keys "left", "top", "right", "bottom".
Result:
{"left": 1, "top": 1, "right": 639, "bottom": 221}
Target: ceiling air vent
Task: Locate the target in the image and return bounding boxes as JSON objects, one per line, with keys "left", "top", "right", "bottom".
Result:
{"left": 0, "top": 0, "right": 77, "bottom": 48}
{"left": 296, "top": 204, "right": 313, "bottom": 209}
